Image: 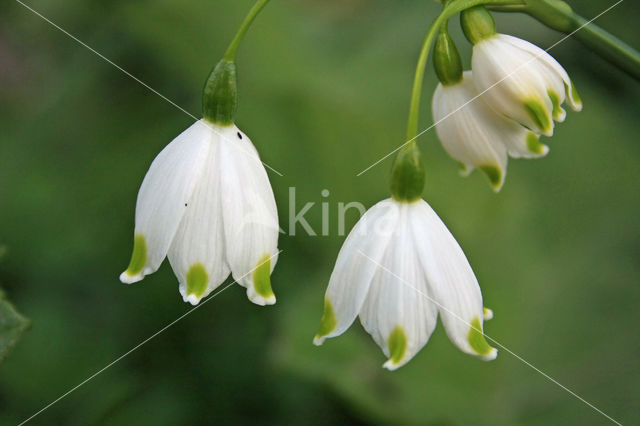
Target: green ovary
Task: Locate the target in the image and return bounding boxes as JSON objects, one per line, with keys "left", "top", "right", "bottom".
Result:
{"left": 253, "top": 255, "right": 274, "bottom": 298}
{"left": 186, "top": 263, "right": 209, "bottom": 298}
{"left": 316, "top": 297, "right": 337, "bottom": 338}
{"left": 524, "top": 99, "right": 552, "bottom": 134}
{"left": 468, "top": 316, "right": 493, "bottom": 356}
{"left": 125, "top": 234, "right": 147, "bottom": 276}
{"left": 388, "top": 326, "right": 408, "bottom": 365}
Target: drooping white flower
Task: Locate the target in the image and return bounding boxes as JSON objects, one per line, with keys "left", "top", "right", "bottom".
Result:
{"left": 120, "top": 119, "right": 279, "bottom": 306}
{"left": 471, "top": 33, "right": 582, "bottom": 137}
{"left": 432, "top": 71, "right": 549, "bottom": 191}
{"left": 313, "top": 198, "right": 496, "bottom": 370}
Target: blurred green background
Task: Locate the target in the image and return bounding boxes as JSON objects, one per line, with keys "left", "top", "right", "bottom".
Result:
{"left": 1, "top": 0, "right": 638, "bottom": 424}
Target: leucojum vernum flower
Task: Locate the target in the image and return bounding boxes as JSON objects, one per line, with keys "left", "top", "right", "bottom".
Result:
{"left": 432, "top": 6, "right": 581, "bottom": 191}
{"left": 118, "top": 0, "right": 640, "bottom": 373}
{"left": 120, "top": 0, "right": 279, "bottom": 306}
{"left": 313, "top": 146, "right": 497, "bottom": 369}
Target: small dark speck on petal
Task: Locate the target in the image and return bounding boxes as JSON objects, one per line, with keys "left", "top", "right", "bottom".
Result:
{"left": 237, "top": 132, "right": 243, "bottom": 139}
{"left": 184, "top": 203, "right": 188, "bottom": 207}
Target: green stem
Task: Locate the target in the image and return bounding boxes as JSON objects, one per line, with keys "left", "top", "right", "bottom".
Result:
{"left": 406, "top": 0, "right": 524, "bottom": 140}
{"left": 488, "top": 1, "right": 640, "bottom": 80}
{"left": 572, "top": 15, "right": 640, "bottom": 80}
{"left": 223, "top": 0, "right": 271, "bottom": 61}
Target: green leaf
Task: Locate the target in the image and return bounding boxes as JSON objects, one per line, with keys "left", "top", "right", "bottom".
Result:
{"left": 0, "top": 289, "right": 30, "bottom": 365}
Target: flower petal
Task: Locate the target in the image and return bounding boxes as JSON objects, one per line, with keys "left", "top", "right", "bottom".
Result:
{"left": 358, "top": 202, "right": 438, "bottom": 370}
{"left": 167, "top": 125, "right": 230, "bottom": 305}
{"left": 508, "top": 131, "right": 549, "bottom": 159}
{"left": 120, "top": 120, "right": 212, "bottom": 284}
{"left": 219, "top": 125, "right": 280, "bottom": 306}
{"left": 314, "top": 199, "right": 399, "bottom": 345}
{"left": 411, "top": 200, "right": 497, "bottom": 360}
{"left": 433, "top": 72, "right": 510, "bottom": 191}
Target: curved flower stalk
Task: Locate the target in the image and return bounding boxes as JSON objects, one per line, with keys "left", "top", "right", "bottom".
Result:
{"left": 462, "top": 6, "right": 582, "bottom": 137}
{"left": 120, "top": 0, "right": 279, "bottom": 306}
{"left": 314, "top": 143, "right": 496, "bottom": 370}
{"left": 432, "top": 31, "right": 548, "bottom": 191}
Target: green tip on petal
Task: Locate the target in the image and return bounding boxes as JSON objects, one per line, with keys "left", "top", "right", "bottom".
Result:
{"left": 386, "top": 326, "right": 408, "bottom": 368}
{"left": 253, "top": 255, "right": 275, "bottom": 299}
{"left": 186, "top": 263, "right": 209, "bottom": 298}
{"left": 478, "top": 164, "right": 503, "bottom": 192}
{"left": 457, "top": 161, "right": 472, "bottom": 176}
{"left": 524, "top": 99, "right": 553, "bottom": 136}
{"left": 526, "top": 132, "right": 549, "bottom": 156}
{"left": 483, "top": 307, "right": 494, "bottom": 321}
{"left": 568, "top": 81, "right": 583, "bottom": 111}
{"left": 468, "top": 316, "right": 496, "bottom": 359}
{"left": 547, "top": 90, "right": 565, "bottom": 121}
{"left": 313, "top": 297, "right": 337, "bottom": 345}
{"left": 124, "top": 234, "right": 147, "bottom": 277}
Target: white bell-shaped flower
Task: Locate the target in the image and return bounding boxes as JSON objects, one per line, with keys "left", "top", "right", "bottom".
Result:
{"left": 313, "top": 198, "right": 496, "bottom": 370}
{"left": 433, "top": 71, "right": 549, "bottom": 191}
{"left": 120, "top": 119, "right": 279, "bottom": 306}
{"left": 471, "top": 34, "right": 582, "bottom": 136}
{"left": 461, "top": 6, "right": 582, "bottom": 137}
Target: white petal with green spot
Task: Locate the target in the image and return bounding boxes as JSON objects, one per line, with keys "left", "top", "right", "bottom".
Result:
{"left": 314, "top": 200, "right": 399, "bottom": 345}
{"left": 359, "top": 202, "right": 437, "bottom": 370}
{"left": 120, "top": 120, "right": 212, "bottom": 284}
{"left": 218, "top": 125, "right": 280, "bottom": 306}
{"left": 411, "top": 200, "right": 497, "bottom": 360}
{"left": 167, "top": 124, "right": 229, "bottom": 305}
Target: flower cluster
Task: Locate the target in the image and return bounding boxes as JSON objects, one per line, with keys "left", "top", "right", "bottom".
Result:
{"left": 432, "top": 6, "right": 582, "bottom": 191}
{"left": 313, "top": 6, "right": 583, "bottom": 369}
{"left": 119, "top": 1, "right": 602, "bottom": 372}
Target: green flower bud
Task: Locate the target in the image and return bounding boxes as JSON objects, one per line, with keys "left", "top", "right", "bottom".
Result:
{"left": 202, "top": 59, "right": 238, "bottom": 126}
{"left": 433, "top": 31, "right": 463, "bottom": 86}
{"left": 390, "top": 142, "right": 425, "bottom": 203}
{"left": 460, "top": 6, "right": 496, "bottom": 45}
